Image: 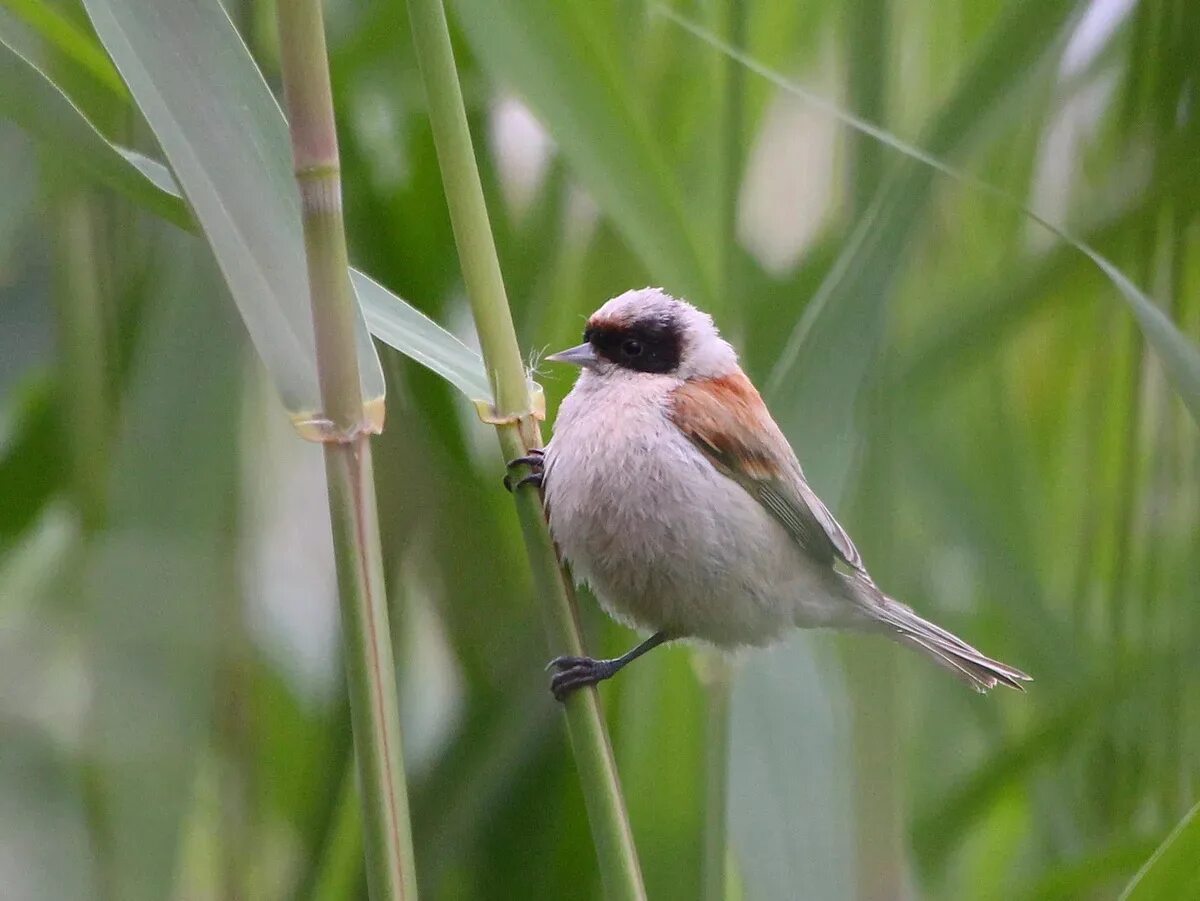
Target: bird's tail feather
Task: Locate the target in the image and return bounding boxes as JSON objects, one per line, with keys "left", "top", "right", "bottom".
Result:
{"left": 847, "top": 575, "right": 1031, "bottom": 693}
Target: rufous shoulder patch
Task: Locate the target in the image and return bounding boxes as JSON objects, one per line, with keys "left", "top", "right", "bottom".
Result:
{"left": 669, "top": 373, "right": 784, "bottom": 481}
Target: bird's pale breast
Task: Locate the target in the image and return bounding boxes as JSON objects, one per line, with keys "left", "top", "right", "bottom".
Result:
{"left": 544, "top": 371, "right": 839, "bottom": 646}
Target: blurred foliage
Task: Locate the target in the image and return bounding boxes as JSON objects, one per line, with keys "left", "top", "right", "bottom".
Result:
{"left": 1, "top": 0, "right": 1198, "bottom": 899}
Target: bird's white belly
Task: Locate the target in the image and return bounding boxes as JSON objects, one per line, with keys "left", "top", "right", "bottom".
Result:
{"left": 544, "top": 379, "right": 841, "bottom": 646}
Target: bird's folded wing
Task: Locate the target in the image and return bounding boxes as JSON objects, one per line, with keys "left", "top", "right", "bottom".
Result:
{"left": 669, "top": 372, "right": 864, "bottom": 571}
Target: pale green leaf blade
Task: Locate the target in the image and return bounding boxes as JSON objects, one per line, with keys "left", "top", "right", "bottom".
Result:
{"left": 1, "top": 25, "right": 495, "bottom": 410}
{"left": 80, "top": 0, "right": 383, "bottom": 421}
{"left": 1120, "top": 802, "right": 1200, "bottom": 901}
{"left": 730, "top": 637, "right": 855, "bottom": 900}
{"left": 84, "top": 246, "right": 241, "bottom": 901}
{"left": 1, "top": 0, "right": 126, "bottom": 96}
{"left": 116, "top": 147, "right": 183, "bottom": 199}
{"left": 352, "top": 269, "right": 493, "bottom": 403}
{"left": 0, "top": 34, "right": 189, "bottom": 228}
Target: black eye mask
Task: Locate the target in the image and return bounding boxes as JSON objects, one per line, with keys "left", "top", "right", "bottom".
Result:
{"left": 584, "top": 317, "right": 683, "bottom": 374}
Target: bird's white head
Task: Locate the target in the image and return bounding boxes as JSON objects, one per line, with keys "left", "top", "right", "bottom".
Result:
{"left": 547, "top": 287, "right": 738, "bottom": 381}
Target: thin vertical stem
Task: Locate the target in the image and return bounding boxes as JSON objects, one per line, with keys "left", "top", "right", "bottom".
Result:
{"left": 276, "top": 6, "right": 361, "bottom": 430}
{"left": 845, "top": 630, "right": 905, "bottom": 901}
{"left": 846, "top": 0, "right": 889, "bottom": 213}
{"left": 51, "top": 183, "right": 117, "bottom": 901}
{"left": 52, "top": 193, "right": 109, "bottom": 533}
{"left": 402, "top": 0, "right": 646, "bottom": 897}
{"left": 843, "top": 2, "right": 906, "bottom": 899}
{"left": 274, "top": 3, "right": 417, "bottom": 899}
{"left": 715, "top": 0, "right": 746, "bottom": 302}
{"left": 704, "top": 2, "right": 745, "bottom": 898}
{"left": 215, "top": 499, "right": 253, "bottom": 901}
{"left": 701, "top": 658, "right": 733, "bottom": 901}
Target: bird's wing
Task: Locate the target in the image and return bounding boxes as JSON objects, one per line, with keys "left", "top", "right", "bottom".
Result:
{"left": 669, "top": 372, "right": 864, "bottom": 571}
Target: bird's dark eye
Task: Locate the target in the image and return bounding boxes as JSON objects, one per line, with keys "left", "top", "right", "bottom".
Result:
{"left": 622, "top": 338, "right": 643, "bottom": 357}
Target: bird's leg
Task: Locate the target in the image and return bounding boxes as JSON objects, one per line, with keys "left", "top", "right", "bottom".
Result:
{"left": 503, "top": 447, "right": 545, "bottom": 492}
{"left": 546, "top": 631, "right": 671, "bottom": 701}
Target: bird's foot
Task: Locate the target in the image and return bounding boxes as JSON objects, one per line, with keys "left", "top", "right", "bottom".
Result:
{"left": 545, "top": 655, "right": 622, "bottom": 701}
{"left": 504, "top": 448, "right": 545, "bottom": 492}
{"left": 545, "top": 633, "right": 669, "bottom": 701}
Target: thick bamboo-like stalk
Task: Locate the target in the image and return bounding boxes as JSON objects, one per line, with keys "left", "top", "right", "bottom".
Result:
{"left": 274, "top": 3, "right": 417, "bottom": 899}
{"left": 403, "top": 0, "right": 646, "bottom": 897}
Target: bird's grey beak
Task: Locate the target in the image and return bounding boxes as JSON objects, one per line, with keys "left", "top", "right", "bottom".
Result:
{"left": 546, "top": 342, "right": 599, "bottom": 369}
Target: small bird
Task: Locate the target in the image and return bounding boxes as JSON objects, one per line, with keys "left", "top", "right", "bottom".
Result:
{"left": 508, "top": 288, "right": 1030, "bottom": 700}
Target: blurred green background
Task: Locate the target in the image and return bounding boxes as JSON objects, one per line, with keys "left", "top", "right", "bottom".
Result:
{"left": 1, "top": 0, "right": 1198, "bottom": 898}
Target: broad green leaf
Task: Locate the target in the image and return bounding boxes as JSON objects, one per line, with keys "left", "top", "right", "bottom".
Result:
{"left": 1, "top": 0, "right": 126, "bottom": 96}
{"left": 729, "top": 637, "right": 855, "bottom": 900}
{"left": 0, "top": 35, "right": 189, "bottom": 228}
{"left": 1120, "top": 801, "right": 1200, "bottom": 901}
{"left": 5, "top": 0, "right": 493, "bottom": 413}
{"left": 81, "top": 0, "right": 383, "bottom": 422}
{"left": 451, "top": 0, "right": 717, "bottom": 308}
{"left": 83, "top": 244, "right": 240, "bottom": 901}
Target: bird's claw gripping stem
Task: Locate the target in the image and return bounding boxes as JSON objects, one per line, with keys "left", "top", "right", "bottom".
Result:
{"left": 544, "top": 632, "right": 669, "bottom": 701}
{"left": 546, "top": 655, "right": 622, "bottom": 701}
{"left": 504, "top": 447, "right": 545, "bottom": 492}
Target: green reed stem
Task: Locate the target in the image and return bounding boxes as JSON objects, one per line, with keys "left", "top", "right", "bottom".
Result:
{"left": 403, "top": 0, "right": 647, "bottom": 897}
{"left": 842, "top": 3, "right": 907, "bottom": 898}
{"left": 701, "top": 657, "right": 733, "bottom": 901}
{"left": 51, "top": 183, "right": 117, "bottom": 901}
{"left": 274, "top": 2, "right": 417, "bottom": 898}
{"left": 703, "top": 2, "right": 745, "bottom": 897}
{"left": 52, "top": 192, "right": 109, "bottom": 533}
